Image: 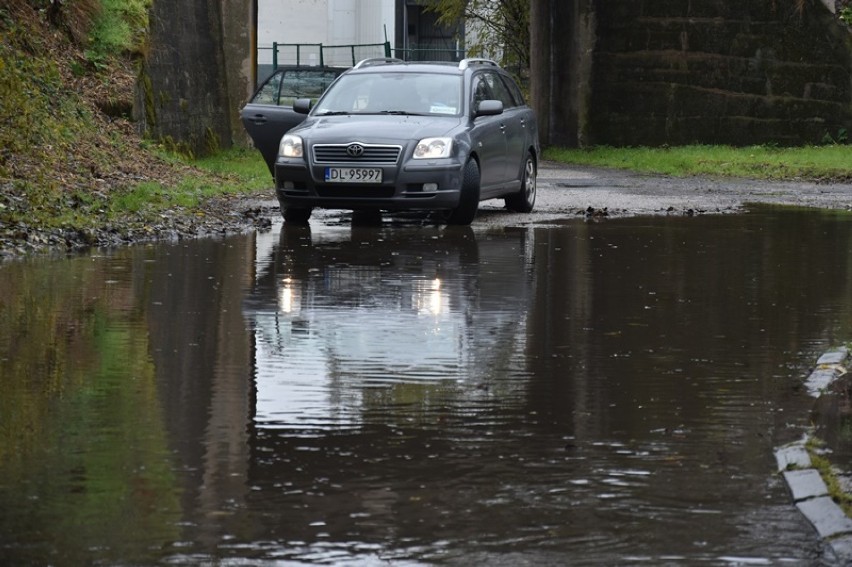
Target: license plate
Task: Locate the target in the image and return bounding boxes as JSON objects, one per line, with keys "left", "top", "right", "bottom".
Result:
{"left": 324, "top": 167, "right": 382, "bottom": 183}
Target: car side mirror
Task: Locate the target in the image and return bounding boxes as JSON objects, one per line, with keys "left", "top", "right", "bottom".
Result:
{"left": 294, "top": 98, "right": 313, "bottom": 114}
{"left": 475, "top": 99, "right": 503, "bottom": 117}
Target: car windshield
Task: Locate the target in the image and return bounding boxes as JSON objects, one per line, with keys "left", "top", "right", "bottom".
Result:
{"left": 313, "top": 72, "right": 463, "bottom": 116}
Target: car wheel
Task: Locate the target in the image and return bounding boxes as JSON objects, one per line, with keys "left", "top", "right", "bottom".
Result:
{"left": 282, "top": 206, "right": 312, "bottom": 224}
{"left": 505, "top": 152, "right": 536, "bottom": 213}
{"left": 445, "top": 158, "right": 480, "bottom": 225}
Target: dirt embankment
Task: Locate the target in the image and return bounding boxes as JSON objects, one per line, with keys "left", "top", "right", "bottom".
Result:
{"left": 0, "top": 1, "right": 276, "bottom": 261}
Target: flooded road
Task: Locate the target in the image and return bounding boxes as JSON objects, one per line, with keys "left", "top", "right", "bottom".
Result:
{"left": 2, "top": 206, "right": 852, "bottom": 565}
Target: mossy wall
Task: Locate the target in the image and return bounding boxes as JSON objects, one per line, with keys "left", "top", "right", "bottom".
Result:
{"left": 136, "top": 0, "right": 236, "bottom": 156}
{"left": 585, "top": 0, "right": 852, "bottom": 146}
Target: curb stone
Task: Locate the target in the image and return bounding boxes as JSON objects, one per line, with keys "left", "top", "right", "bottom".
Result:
{"left": 797, "top": 497, "right": 852, "bottom": 539}
{"left": 775, "top": 347, "right": 852, "bottom": 564}
{"left": 784, "top": 469, "right": 829, "bottom": 501}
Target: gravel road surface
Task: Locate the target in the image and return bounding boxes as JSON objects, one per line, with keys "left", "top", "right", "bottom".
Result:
{"left": 481, "top": 161, "right": 852, "bottom": 220}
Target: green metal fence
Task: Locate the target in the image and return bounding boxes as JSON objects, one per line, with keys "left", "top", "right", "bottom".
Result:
{"left": 256, "top": 41, "right": 467, "bottom": 85}
{"left": 260, "top": 41, "right": 466, "bottom": 69}
{"left": 391, "top": 45, "right": 465, "bottom": 62}
{"left": 263, "top": 41, "right": 392, "bottom": 68}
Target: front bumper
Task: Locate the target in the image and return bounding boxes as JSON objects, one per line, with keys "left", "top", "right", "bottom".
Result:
{"left": 275, "top": 158, "right": 465, "bottom": 211}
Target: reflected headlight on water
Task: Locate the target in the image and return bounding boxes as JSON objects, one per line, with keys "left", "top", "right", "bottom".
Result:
{"left": 413, "top": 278, "right": 442, "bottom": 315}
{"left": 278, "top": 278, "right": 301, "bottom": 314}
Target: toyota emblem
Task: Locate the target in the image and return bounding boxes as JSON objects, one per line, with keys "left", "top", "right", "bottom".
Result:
{"left": 346, "top": 143, "right": 365, "bottom": 158}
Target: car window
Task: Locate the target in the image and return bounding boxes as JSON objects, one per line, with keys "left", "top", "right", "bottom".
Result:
{"left": 501, "top": 74, "right": 527, "bottom": 107}
{"left": 279, "top": 69, "right": 340, "bottom": 106}
{"left": 314, "top": 72, "right": 462, "bottom": 116}
{"left": 471, "top": 75, "right": 493, "bottom": 109}
{"left": 250, "top": 68, "right": 340, "bottom": 107}
{"left": 482, "top": 71, "right": 516, "bottom": 108}
{"left": 420, "top": 74, "right": 461, "bottom": 115}
{"left": 252, "top": 71, "right": 283, "bottom": 105}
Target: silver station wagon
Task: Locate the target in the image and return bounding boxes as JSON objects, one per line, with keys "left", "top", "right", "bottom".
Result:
{"left": 273, "top": 58, "right": 540, "bottom": 225}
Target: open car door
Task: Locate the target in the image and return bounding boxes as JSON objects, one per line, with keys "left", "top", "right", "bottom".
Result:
{"left": 240, "top": 66, "right": 344, "bottom": 176}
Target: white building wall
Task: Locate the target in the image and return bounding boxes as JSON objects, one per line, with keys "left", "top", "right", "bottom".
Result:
{"left": 257, "top": 0, "right": 395, "bottom": 67}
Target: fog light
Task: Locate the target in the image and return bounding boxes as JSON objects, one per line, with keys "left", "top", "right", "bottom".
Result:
{"left": 282, "top": 181, "right": 295, "bottom": 190}
{"left": 423, "top": 183, "right": 438, "bottom": 192}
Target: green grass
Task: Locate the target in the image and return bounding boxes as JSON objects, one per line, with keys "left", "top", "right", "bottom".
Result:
{"left": 543, "top": 144, "right": 852, "bottom": 182}
{"left": 106, "top": 146, "right": 272, "bottom": 218}
{"left": 807, "top": 437, "right": 852, "bottom": 517}
{"left": 193, "top": 146, "right": 271, "bottom": 188}
{"left": 1, "top": 146, "right": 272, "bottom": 231}
{"left": 86, "top": 0, "right": 151, "bottom": 66}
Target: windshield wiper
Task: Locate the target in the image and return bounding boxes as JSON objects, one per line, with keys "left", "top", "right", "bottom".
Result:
{"left": 315, "top": 110, "right": 351, "bottom": 116}
{"left": 378, "top": 110, "right": 423, "bottom": 116}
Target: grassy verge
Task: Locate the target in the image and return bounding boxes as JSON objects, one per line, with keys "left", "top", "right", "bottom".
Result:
{"left": 543, "top": 145, "right": 852, "bottom": 182}
{"left": 0, "top": 2, "right": 272, "bottom": 241}
{"left": 807, "top": 437, "right": 852, "bottom": 517}
{"left": 1, "top": 146, "right": 272, "bottom": 233}
{"left": 106, "top": 147, "right": 272, "bottom": 217}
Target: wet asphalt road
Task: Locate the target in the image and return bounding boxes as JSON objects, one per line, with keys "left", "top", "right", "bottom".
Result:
{"left": 476, "top": 161, "right": 852, "bottom": 221}
{"left": 295, "top": 161, "right": 852, "bottom": 228}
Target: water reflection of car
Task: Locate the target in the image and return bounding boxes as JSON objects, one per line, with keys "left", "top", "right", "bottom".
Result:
{"left": 244, "top": 224, "right": 533, "bottom": 413}
{"left": 272, "top": 58, "right": 540, "bottom": 225}
{"left": 240, "top": 65, "right": 346, "bottom": 176}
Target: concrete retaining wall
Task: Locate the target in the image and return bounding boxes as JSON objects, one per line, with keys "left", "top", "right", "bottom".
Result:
{"left": 137, "top": 0, "right": 852, "bottom": 150}
{"left": 543, "top": 0, "right": 852, "bottom": 146}
{"left": 136, "top": 0, "right": 252, "bottom": 155}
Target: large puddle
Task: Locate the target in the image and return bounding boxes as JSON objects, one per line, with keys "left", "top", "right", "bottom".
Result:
{"left": 2, "top": 206, "right": 852, "bottom": 565}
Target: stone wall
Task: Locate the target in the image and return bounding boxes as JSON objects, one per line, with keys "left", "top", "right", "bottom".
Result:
{"left": 588, "top": 0, "right": 852, "bottom": 146}
{"left": 136, "top": 0, "right": 252, "bottom": 155}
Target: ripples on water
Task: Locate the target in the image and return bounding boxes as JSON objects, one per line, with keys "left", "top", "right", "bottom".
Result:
{"left": 2, "top": 207, "right": 852, "bottom": 565}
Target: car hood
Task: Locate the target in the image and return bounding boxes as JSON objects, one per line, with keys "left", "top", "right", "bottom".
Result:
{"left": 290, "top": 114, "right": 463, "bottom": 144}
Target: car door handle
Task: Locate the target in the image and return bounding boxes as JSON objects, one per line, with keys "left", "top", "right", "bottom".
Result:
{"left": 250, "top": 114, "right": 267, "bottom": 125}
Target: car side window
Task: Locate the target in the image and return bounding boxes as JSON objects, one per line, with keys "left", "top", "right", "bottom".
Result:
{"left": 279, "top": 69, "right": 340, "bottom": 107}
{"left": 471, "top": 75, "right": 492, "bottom": 110}
{"left": 501, "top": 75, "right": 527, "bottom": 107}
{"left": 484, "top": 71, "right": 516, "bottom": 109}
{"left": 252, "top": 71, "right": 283, "bottom": 105}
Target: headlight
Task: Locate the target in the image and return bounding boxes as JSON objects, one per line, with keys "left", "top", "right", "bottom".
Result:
{"left": 413, "top": 137, "right": 452, "bottom": 159}
{"left": 279, "top": 134, "right": 303, "bottom": 158}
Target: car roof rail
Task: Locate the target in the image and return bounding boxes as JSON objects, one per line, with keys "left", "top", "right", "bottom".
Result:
{"left": 354, "top": 57, "right": 405, "bottom": 69}
{"left": 458, "top": 58, "right": 499, "bottom": 70}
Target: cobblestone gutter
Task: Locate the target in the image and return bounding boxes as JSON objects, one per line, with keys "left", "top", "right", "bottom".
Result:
{"left": 776, "top": 347, "right": 852, "bottom": 563}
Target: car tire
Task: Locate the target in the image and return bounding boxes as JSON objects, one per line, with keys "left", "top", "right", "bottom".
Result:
{"left": 282, "top": 206, "right": 312, "bottom": 224}
{"left": 446, "top": 158, "right": 480, "bottom": 226}
{"left": 505, "top": 151, "right": 536, "bottom": 213}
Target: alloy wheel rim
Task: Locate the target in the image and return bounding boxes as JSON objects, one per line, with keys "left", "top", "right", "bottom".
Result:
{"left": 525, "top": 160, "right": 536, "bottom": 201}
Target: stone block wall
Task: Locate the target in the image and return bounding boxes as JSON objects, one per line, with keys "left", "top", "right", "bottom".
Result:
{"left": 587, "top": 0, "right": 852, "bottom": 146}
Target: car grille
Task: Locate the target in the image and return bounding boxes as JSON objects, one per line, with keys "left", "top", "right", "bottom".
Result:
{"left": 312, "top": 144, "right": 401, "bottom": 164}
